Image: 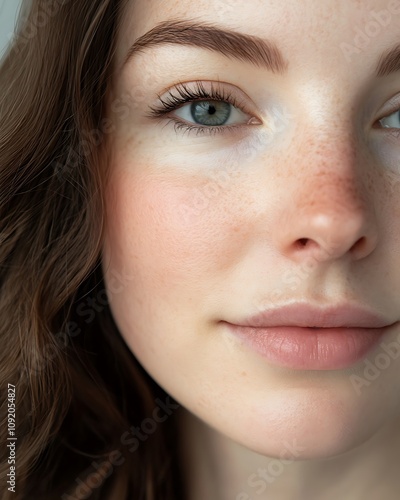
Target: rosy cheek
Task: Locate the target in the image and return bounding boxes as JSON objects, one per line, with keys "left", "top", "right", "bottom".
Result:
{"left": 102, "top": 162, "right": 255, "bottom": 288}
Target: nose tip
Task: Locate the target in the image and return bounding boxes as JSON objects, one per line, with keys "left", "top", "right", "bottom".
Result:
{"left": 291, "top": 212, "right": 376, "bottom": 262}
{"left": 277, "top": 189, "right": 378, "bottom": 264}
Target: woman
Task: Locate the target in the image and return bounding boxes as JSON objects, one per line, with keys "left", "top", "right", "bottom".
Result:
{"left": 2, "top": 0, "right": 400, "bottom": 498}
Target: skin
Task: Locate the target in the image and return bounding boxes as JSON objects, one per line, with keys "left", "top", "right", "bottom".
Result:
{"left": 101, "top": 0, "right": 400, "bottom": 498}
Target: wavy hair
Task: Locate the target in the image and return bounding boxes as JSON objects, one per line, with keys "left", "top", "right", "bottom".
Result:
{"left": 0, "top": 1, "right": 186, "bottom": 498}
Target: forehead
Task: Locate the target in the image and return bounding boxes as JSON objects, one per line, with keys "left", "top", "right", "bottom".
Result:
{"left": 116, "top": 0, "right": 400, "bottom": 78}
{"left": 117, "top": 0, "right": 400, "bottom": 57}
{"left": 114, "top": 0, "right": 400, "bottom": 100}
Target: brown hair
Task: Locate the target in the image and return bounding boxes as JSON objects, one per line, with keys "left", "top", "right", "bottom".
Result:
{"left": 0, "top": 1, "right": 186, "bottom": 498}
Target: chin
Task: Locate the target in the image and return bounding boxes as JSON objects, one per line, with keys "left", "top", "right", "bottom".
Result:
{"left": 182, "top": 384, "right": 395, "bottom": 461}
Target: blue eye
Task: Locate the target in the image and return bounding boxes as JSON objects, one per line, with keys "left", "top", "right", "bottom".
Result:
{"left": 147, "top": 81, "right": 260, "bottom": 137}
{"left": 173, "top": 99, "right": 250, "bottom": 129}
{"left": 379, "top": 109, "right": 400, "bottom": 129}
{"left": 189, "top": 101, "right": 231, "bottom": 126}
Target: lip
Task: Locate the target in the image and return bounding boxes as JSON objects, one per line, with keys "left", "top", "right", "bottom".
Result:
{"left": 221, "top": 303, "right": 396, "bottom": 370}
{"left": 235, "top": 303, "right": 392, "bottom": 329}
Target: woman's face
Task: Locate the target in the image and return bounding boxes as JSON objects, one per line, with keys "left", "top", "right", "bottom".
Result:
{"left": 102, "top": 0, "right": 400, "bottom": 458}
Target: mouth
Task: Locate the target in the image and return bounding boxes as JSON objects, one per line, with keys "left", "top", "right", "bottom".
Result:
{"left": 222, "top": 322, "right": 394, "bottom": 370}
{"left": 221, "top": 302, "right": 396, "bottom": 370}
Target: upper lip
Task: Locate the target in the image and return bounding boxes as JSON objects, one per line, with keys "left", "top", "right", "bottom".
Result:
{"left": 230, "top": 303, "right": 394, "bottom": 329}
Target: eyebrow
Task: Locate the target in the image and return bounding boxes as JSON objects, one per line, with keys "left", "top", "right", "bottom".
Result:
{"left": 376, "top": 43, "right": 400, "bottom": 78}
{"left": 122, "top": 19, "right": 400, "bottom": 79}
{"left": 122, "top": 19, "right": 289, "bottom": 74}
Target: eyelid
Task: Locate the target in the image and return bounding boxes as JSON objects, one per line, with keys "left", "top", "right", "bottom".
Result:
{"left": 151, "top": 79, "right": 262, "bottom": 120}
{"left": 377, "top": 92, "right": 400, "bottom": 121}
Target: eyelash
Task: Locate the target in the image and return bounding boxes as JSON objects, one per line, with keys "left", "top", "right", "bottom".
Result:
{"left": 147, "top": 81, "right": 254, "bottom": 137}
{"left": 147, "top": 84, "right": 400, "bottom": 139}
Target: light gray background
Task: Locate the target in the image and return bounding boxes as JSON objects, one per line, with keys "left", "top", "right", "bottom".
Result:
{"left": 0, "top": 0, "right": 23, "bottom": 57}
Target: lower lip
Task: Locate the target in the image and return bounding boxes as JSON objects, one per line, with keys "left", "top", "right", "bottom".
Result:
{"left": 223, "top": 323, "right": 391, "bottom": 370}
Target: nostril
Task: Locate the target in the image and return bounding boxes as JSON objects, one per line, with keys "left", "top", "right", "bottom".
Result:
{"left": 298, "top": 238, "right": 308, "bottom": 247}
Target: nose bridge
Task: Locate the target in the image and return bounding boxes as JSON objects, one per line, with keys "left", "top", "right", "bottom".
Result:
{"left": 296, "top": 74, "right": 354, "bottom": 132}
{"left": 294, "top": 131, "right": 365, "bottom": 210}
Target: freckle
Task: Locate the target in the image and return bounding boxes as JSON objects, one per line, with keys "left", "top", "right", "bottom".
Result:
{"left": 241, "top": 371, "right": 247, "bottom": 377}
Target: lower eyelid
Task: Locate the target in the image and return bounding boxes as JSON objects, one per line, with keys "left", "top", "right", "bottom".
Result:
{"left": 166, "top": 116, "right": 255, "bottom": 138}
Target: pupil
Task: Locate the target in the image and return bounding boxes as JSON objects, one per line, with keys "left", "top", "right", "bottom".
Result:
{"left": 191, "top": 101, "right": 231, "bottom": 126}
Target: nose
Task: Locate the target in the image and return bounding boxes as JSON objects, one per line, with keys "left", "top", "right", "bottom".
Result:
{"left": 274, "top": 137, "right": 378, "bottom": 264}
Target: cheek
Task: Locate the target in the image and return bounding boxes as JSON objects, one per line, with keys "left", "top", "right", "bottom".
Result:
{"left": 100, "top": 162, "right": 252, "bottom": 378}
{"left": 102, "top": 165, "right": 252, "bottom": 290}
